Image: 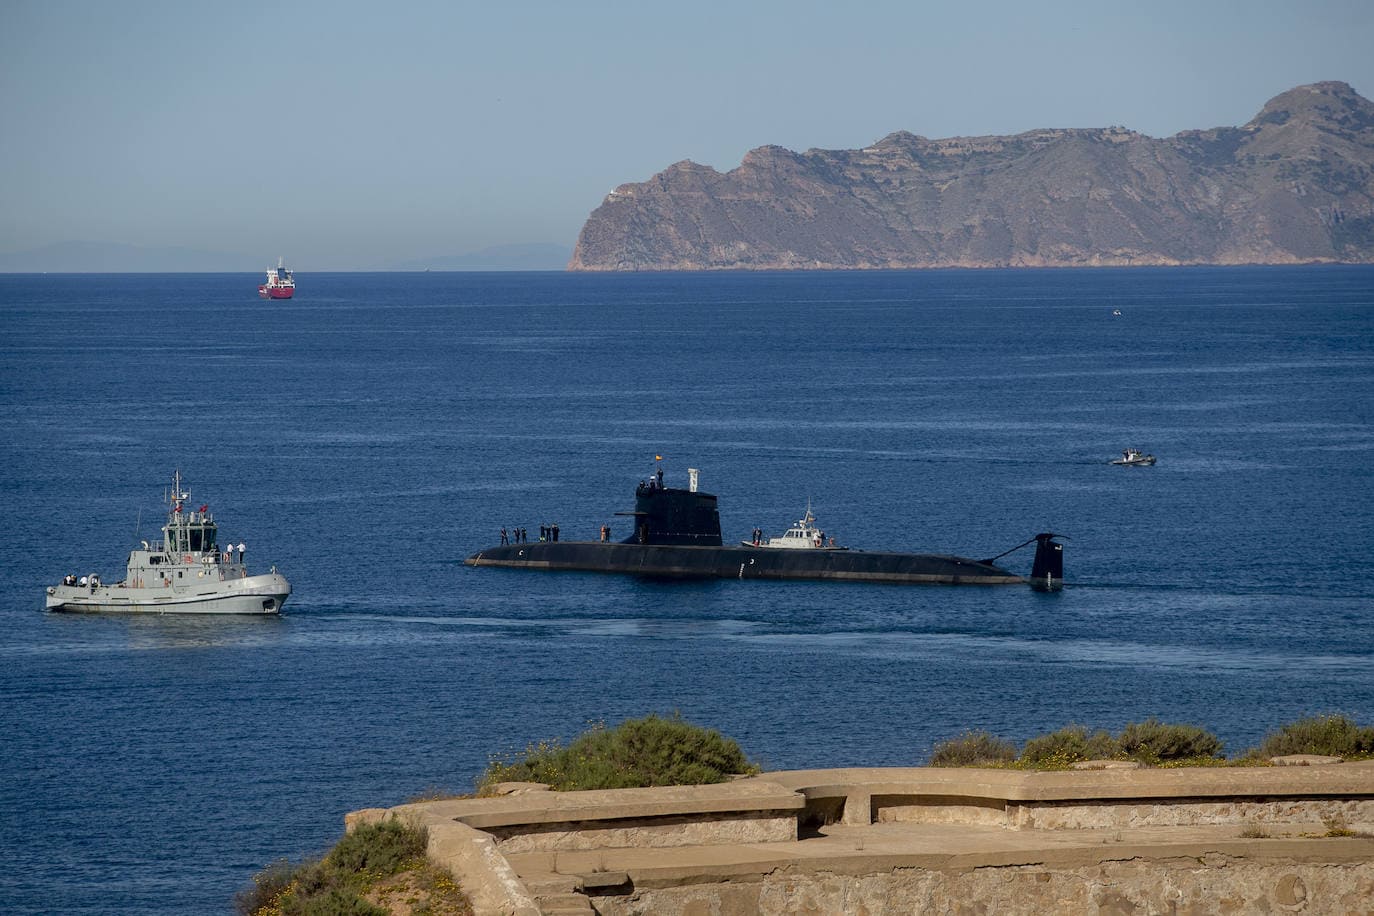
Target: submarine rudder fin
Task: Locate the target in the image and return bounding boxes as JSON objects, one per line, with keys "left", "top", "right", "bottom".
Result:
{"left": 1030, "top": 532, "right": 1066, "bottom": 592}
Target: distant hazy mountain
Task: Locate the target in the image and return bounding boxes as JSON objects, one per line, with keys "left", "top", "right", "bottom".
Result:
{"left": 387, "top": 243, "right": 572, "bottom": 271}
{"left": 571, "top": 81, "right": 1374, "bottom": 270}
{"left": 0, "top": 241, "right": 574, "bottom": 273}
{"left": 0, "top": 241, "right": 253, "bottom": 272}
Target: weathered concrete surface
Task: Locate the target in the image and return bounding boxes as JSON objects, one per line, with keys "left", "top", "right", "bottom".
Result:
{"left": 372, "top": 804, "right": 542, "bottom": 916}
{"left": 765, "top": 763, "right": 1374, "bottom": 807}
{"left": 408, "top": 779, "right": 803, "bottom": 831}
{"left": 1009, "top": 797, "right": 1374, "bottom": 830}
{"left": 353, "top": 764, "right": 1374, "bottom": 916}
{"left": 544, "top": 821, "right": 1374, "bottom": 914}
{"left": 1273, "top": 754, "right": 1346, "bottom": 766}
{"left": 488, "top": 781, "right": 554, "bottom": 795}
{"left": 530, "top": 822, "right": 1374, "bottom": 888}
{"left": 1071, "top": 759, "right": 1144, "bottom": 770}
{"left": 876, "top": 796, "right": 1010, "bottom": 827}
{"left": 774, "top": 764, "right": 1374, "bottom": 833}
{"left": 485, "top": 812, "right": 795, "bottom": 853}
{"left": 586, "top": 852, "right": 1374, "bottom": 916}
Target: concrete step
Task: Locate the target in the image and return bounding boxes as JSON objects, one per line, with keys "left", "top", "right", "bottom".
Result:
{"left": 522, "top": 873, "right": 579, "bottom": 896}
{"left": 535, "top": 892, "right": 596, "bottom": 914}
{"left": 578, "top": 869, "right": 629, "bottom": 890}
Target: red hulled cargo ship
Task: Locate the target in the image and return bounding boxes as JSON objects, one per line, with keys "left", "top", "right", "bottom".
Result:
{"left": 258, "top": 257, "right": 295, "bottom": 299}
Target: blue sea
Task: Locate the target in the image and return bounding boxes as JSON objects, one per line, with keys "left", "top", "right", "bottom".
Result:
{"left": 2, "top": 266, "right": 1373, "bottom": 913}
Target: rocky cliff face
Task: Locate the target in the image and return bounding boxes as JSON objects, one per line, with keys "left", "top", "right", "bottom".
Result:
{"left": 569, "top": 82, "right": 1374, "bottom": 270}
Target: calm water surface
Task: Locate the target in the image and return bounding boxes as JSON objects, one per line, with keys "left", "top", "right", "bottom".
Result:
{"left": 2, "top": 267, "right": 1372, "bottom": 913}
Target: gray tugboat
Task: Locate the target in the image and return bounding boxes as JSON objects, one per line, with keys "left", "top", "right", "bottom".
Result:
{"left": 44, "top": 471, "right": 290, "bottom": 614}
{"left": 467, "top": 465, "right": 1064, "bottom": 589}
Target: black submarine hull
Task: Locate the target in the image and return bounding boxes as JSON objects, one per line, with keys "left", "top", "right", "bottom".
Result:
{"left": 468, "top": 472, "right": 1064, "bottom": 588}
{"left": 464, "top": 542, "right": 1026, "bottom": 585}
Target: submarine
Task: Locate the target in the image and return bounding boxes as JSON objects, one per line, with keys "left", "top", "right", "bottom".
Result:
{"left": 466, "top": 467, "right": 1065, "bottom": 590}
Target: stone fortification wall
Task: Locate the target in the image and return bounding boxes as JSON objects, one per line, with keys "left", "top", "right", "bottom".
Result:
{"left": 873, "top": 796, "right": 1374, "bottom": 830}
{"left": 351, "top": 764, "right": 1374, "bottom": 916}
{"left": 484, "top": 810, "right": 795, "bottom": 853}
{"left": 589, "top": 858, "right": 1374, "bottom": 916}
{"left": 1005, "top": 796, "right": 1374, "bottom": 831}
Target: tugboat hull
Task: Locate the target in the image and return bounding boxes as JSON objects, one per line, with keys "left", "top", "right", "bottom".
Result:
{"left": 45, "top": 573, "right": 290, "bottom": 614}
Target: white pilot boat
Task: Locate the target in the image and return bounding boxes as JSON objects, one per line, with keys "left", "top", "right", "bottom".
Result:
{"left": 742, "top": 503, "right": 847, "bottom": 550}
{"left": 1110, "top": 448, "right": 1157, "bottom": 467}
{"left": 44, "top": 471, "right": 290, "bottom": 614}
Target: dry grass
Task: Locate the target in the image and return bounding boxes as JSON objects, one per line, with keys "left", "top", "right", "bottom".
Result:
{"left": 363, "top": 865, "right": 473, "bottom": 916}
{"left": 236, "top": 819, "right": 472, "bottom": 916}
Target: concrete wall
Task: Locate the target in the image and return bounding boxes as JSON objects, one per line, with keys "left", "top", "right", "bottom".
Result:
{"left": 1008, "top": 797, "right": 1374, "bottom": 830}
{"left": 589, "top": 859, "right": 1374, "bottom": 916}
{"left": 485, "top": 811, "right": 796, "bottom": 853}
{"left": 871, "top": 796, "right": 1374, "bottom": 830}
{"left": 351, "top": 764, "right": 1374, "bottom": 916}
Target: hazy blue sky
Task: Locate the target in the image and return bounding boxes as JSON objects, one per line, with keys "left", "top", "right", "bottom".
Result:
{"left": 3, "top": 0, "right": 1371, "bottom": 268}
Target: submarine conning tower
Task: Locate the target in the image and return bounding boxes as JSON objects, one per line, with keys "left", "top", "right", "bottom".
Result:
{"left": 619, "top": 467, "right": 723, "bottom": 546}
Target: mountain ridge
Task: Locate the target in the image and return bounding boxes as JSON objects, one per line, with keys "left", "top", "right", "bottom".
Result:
{"left": 569, "top": 81, "right": 1374, "bottom": 271}
{"left": 0, "top": 241, "right": 572, "bottom": 273}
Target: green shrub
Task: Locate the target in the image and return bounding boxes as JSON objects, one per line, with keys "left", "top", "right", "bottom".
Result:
{"left": 1227, "top": 748, "right": 1273, "bottom": 767}
{"left": 327, "top": 818, "right": 427, "bottom": 877}
{"left": 929, "top": 730, "right": 1017, "bottom": 767}
{"left": 1253, "top": 715, "right": 1374, "bottom": 759}
{"left": 1019, "top": 725, "right": 1119, "bottom": 768}
{"left": 478, "top": 714, "right": 760, "bottom": 793}
{"left": 285, "top": 887, "right": 386, "bottom": 916}
{"left": 233, "top": 858, "right": 299, "bottom": 916}
{"left": 1117, "top": 718, "right": 1223, "bottom": 763}
{"left": 237, "top": 819, "right": 444, "bottom": 916}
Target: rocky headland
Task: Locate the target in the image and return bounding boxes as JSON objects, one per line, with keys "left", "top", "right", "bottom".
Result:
{"left": 569, "top": 81, "right": 1374, "bottom": 271}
